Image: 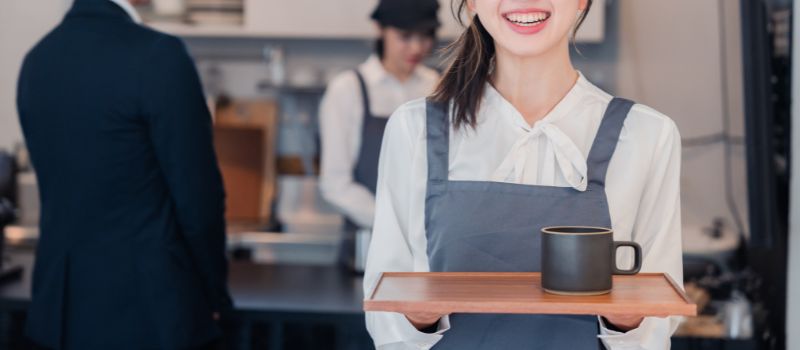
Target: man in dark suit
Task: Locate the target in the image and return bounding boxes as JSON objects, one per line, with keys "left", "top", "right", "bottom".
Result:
{"left": 16, "top": 0, "right": 232, "bottom": 348}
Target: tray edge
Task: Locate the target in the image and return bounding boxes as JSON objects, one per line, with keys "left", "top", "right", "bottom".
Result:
{"left": 364, "top": 299, "right": 698, "bottom": 317}
{"left": 364, "top": 272, "right": 698, "bottom": 317}
{"left": 367, "top": 272, "right": 386, "bottom": 301}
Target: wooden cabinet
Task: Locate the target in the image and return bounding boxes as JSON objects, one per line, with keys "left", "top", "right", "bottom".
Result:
{"left": 213, "top": 100, "right": 278, "bottom": 223}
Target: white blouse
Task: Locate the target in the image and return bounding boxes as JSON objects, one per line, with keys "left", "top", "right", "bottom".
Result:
{"left": 364, "top": 73, "right": 684, "bottom": 350}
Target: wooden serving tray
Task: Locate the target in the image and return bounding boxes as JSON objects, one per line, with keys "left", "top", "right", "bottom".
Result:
{"left": 364, "top": 272, "right": 697, "bottom": 317}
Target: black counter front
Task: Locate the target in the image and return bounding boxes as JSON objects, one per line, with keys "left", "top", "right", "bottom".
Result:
{"left": 0, "top": 251, "right": 371, "bottom": 350}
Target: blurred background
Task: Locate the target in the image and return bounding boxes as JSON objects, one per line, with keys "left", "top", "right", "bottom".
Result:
{"left": 0, "top": 0, "right": 797, "bottom": 349}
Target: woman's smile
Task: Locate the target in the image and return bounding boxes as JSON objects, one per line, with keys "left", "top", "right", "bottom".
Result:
{"left": 502, "top": 8, "right": 552, "bottom": 34}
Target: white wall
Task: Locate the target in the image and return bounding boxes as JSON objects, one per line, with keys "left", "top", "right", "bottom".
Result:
{"left": 0, "top": 0, "right": 71, "bottom": 151}
{"left": 616, "top": 0, "right": 748, "bottom": 233}
{"left": 787, "top": 0, "right": 800, "bottom": 347}
{"left": 0, "top": 1, "right": 752, "bottom": 228}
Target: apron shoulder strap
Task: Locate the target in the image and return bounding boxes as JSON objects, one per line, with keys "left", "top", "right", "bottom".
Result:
{"left": 354, "top": 70, "right": 373, "bottom": 117}
{"left": 586, "top": 97, "right": 635, "bottom": 191}
{"left": 425, "top": 98, "right": 450, "bottom": 184}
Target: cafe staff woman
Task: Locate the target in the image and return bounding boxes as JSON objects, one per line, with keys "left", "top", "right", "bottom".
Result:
{"left": 364, "top": 0, "right": 683, "bottom": 349}
{"left": 319, "top": 0, "right": 441, "bottom": 258}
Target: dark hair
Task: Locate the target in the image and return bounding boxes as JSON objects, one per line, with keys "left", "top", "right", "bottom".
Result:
{"left": 432, "top": 0, "right": 594, "bottom": 129}
{"left": 375, "top": 26, "right": 438, "bottom": 60}
{"left": 376, "top": 38, "right": 385, "bottom": 59}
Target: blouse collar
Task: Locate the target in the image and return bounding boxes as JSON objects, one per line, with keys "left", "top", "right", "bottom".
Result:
{"left": 481, "top": 72, "right": 592, "bottom": 190}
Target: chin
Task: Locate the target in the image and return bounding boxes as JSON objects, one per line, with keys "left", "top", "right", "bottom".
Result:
{"left": 496, "top": 38, "right": 559, "bottom": 58}
{"left": 486, "top": 22, "right": 569, "bottom": 59}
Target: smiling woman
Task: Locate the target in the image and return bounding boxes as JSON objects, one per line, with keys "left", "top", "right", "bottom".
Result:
{"left": 363, "top": 0, "right": 684, "bottom": 349}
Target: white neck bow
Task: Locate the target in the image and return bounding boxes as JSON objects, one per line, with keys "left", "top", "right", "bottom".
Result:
{"left": 490, "top": 120, "right": 588, "bottom": 191}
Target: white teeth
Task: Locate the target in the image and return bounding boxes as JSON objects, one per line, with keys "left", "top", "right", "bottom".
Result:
{"left": 505, "top": 12, "right": 549, "bottom": 26}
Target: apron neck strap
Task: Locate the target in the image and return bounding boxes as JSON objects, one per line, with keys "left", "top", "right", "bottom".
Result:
{"left": 354, "top": 70, "right": 373, "bottom": 117}
{"left": 585, "top": 97, "right": 635, "bottom": 191}
{"left": 424, "top": 97, "right": 635, "bottom": 190}
{"left": 425, "top": 98, "right": 450, "bottom": 183}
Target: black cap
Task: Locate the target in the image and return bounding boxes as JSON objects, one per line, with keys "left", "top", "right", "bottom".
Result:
{"left": 370, "top": 0, "right": 441, "bottom": 31}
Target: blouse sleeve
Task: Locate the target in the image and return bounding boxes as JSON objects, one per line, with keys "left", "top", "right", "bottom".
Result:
{"left": 318, "top": 73, "right": 377, "bottom": 228}
{"left": 363, "top": 104, "right": 451, "bottom": 349}
{"left": 598, "top": 118, "right": 684, "bottom": 350}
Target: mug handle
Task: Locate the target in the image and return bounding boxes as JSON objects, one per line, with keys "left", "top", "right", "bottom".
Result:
{"left": 612, "top": 241, "right": 642, "bottom": 275}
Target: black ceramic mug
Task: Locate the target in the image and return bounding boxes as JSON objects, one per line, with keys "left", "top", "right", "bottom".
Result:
{"left": 541, "top": 226, "right": 642, "bottom": 295}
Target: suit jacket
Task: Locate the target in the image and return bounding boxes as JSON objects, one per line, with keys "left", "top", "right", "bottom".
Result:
{"left": 17, "top": 0, "right": 232, "bottom": 348}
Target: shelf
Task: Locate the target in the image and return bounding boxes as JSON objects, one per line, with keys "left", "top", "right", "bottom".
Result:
{"left": 256, "top": 83, "right": 326, "bottom": 95}
{"left": 147, "top": 24, "right": 458, "bottom": 41}
{"left": 147, "top": 22, "right": 412, "bottom": 40}
{"left": 147, "top": 22, "right": 262, "bottom": 38}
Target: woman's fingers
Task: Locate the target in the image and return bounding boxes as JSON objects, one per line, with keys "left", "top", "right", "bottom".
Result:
{"left": 601, "top": 315, "right": 645, "bottom": 331}
{"left": 405, "top": 312, "right": 445, "bottom": 330}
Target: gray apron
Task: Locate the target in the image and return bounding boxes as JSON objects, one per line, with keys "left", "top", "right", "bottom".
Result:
{"left": 424, "top": 97, "right": 635, "bottom": 349}
{"left": 341, "top": 71, "right": 389, "bottom": 268}
{"left": 351, "top": 70, "right": 389, "bottom": 196}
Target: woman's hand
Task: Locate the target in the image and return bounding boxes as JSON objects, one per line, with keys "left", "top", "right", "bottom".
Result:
{"left": 601, "top": 315, "right": 644, "bottom": 332}
{"left": 405, "top": 312, "right": 445, "bottom": 331}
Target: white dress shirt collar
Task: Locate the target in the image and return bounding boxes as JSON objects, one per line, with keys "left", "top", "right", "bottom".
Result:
{"left": 481, "top": 71, "right": 589, "bottom": 130}
{"left": 360, "top": 55, "right": 427, "bottom": 87}
{"left": 109, "top": 0, "right": 143, "bottom": 23}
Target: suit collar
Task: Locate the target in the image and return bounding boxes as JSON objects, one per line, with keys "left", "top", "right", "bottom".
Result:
{"left": 66, "top": 0, "right": 139, "bottom": 23}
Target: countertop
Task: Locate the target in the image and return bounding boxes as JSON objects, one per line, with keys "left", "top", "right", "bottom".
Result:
{"left": 0, "top": 250, "right": 365, "bottom": 316}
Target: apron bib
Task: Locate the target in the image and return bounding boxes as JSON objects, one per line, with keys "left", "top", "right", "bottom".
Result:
{"left": 423, "top": 98, "right": 634, "bottom": 349}
{"left": 351, "top": 70, "right": 389, "bottom": 195}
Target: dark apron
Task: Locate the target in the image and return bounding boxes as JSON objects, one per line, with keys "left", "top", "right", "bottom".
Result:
{"left": 424, "top": 98, "right": 635, "bottom": 349}
{"left": 341, "top": 71, "right": 389, "bottom": 268}
{"left": 351, "top": 70, "right": 389, "bottom": 196}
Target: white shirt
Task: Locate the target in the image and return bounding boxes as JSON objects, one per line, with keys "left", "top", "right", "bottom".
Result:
{"left": 364, "top": 73, "right": 684, "bottom": 350}
{"left": 319, "top": 55, "right": 439, "bottom": 229}
{"left": 109, "top": 0, "right": 143, "bottom": 23}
